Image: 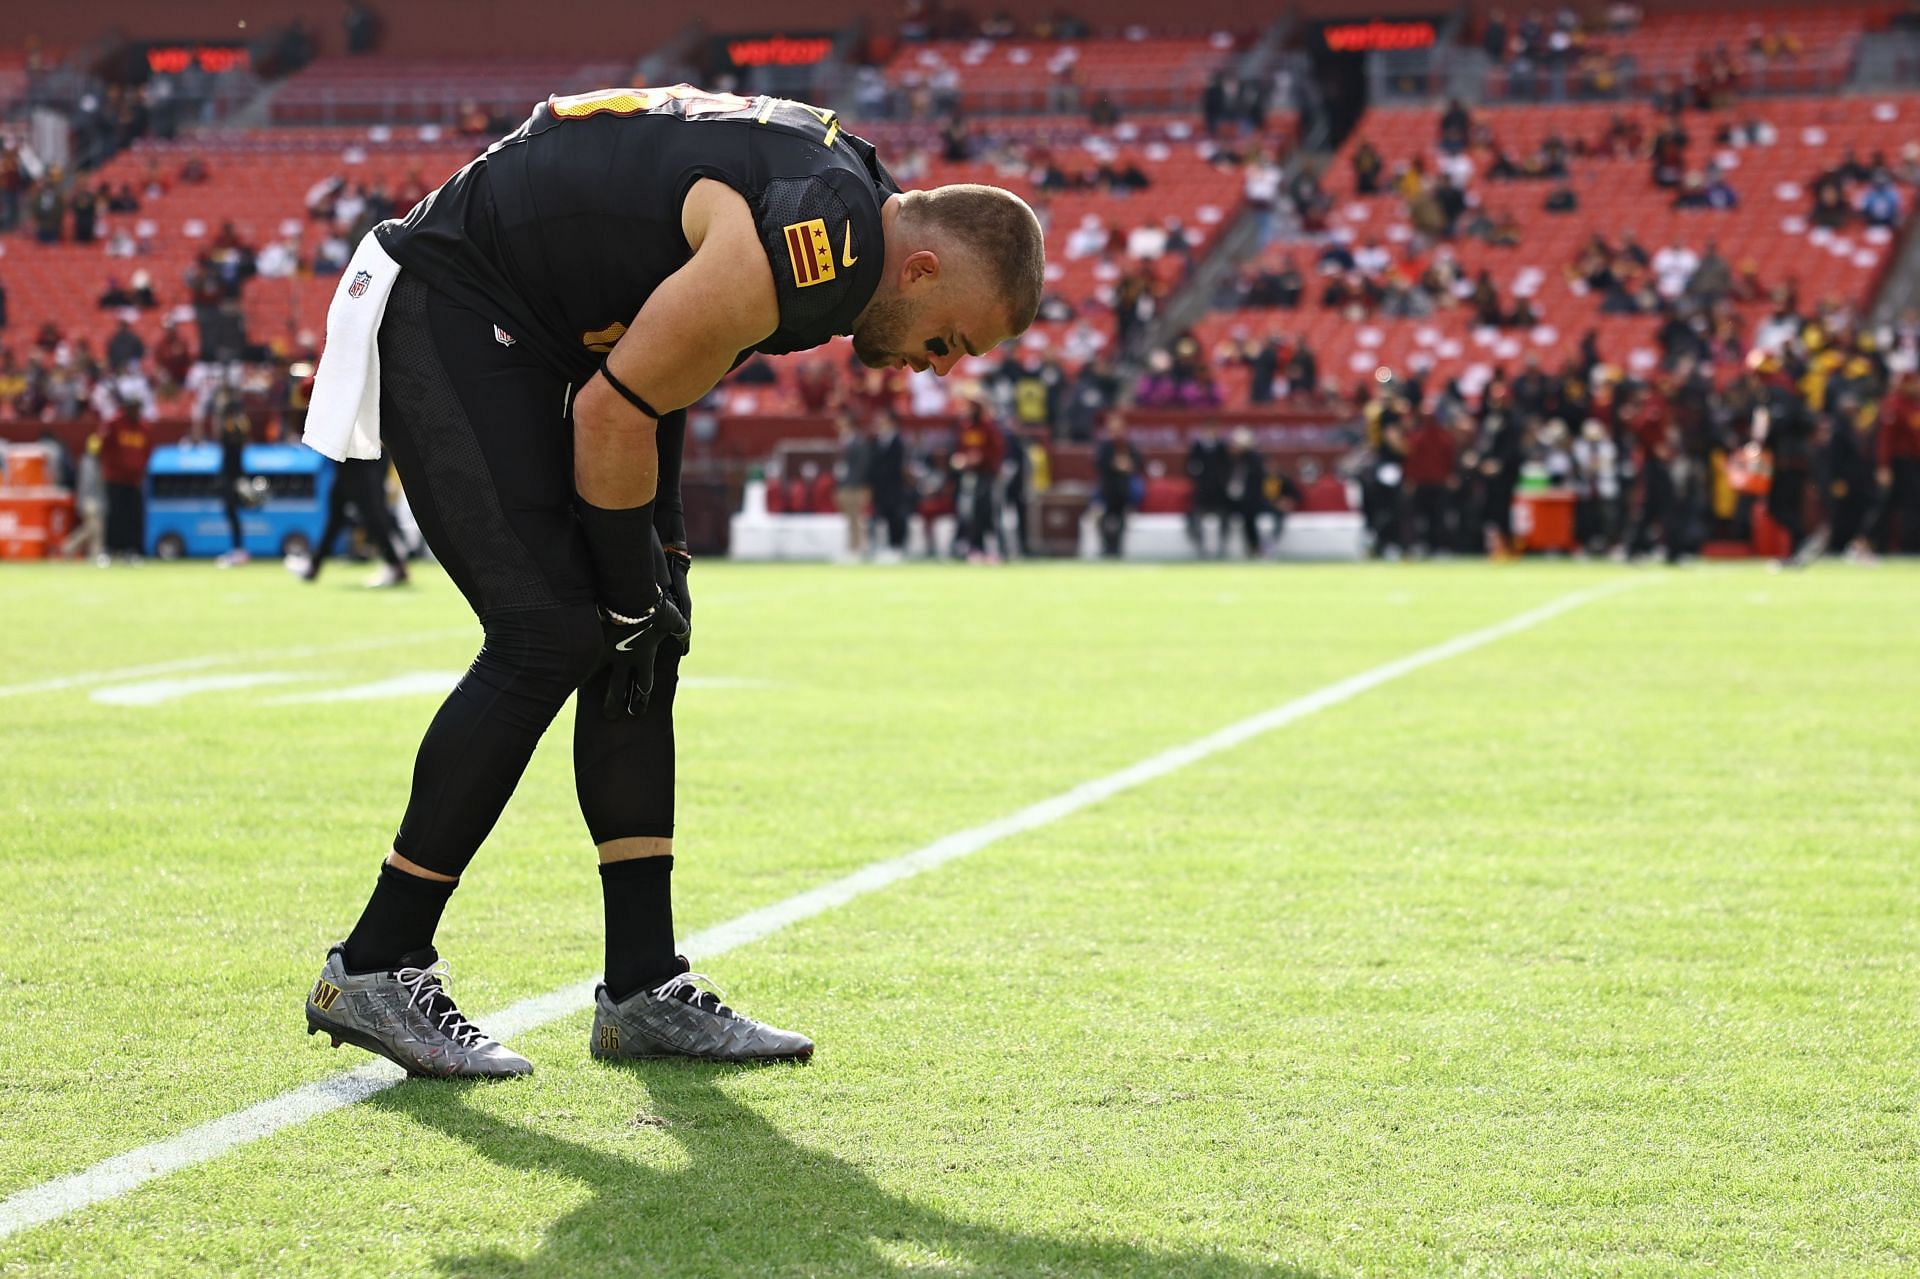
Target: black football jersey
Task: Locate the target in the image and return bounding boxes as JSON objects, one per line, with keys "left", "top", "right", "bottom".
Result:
{"left": 376, "top": 85, "right": 901, "bottom": 385}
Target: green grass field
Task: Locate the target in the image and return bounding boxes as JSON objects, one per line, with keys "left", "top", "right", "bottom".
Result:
{"left": 1, "top": 558, "right": 1915, "bottom": 1278}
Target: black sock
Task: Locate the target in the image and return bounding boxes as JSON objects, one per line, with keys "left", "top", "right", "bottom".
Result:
{"left": 341, "top": 863, "right": 458, "bottom": 973}
{"left": 600, "top": 855, "right": 678, "bottom": 1001}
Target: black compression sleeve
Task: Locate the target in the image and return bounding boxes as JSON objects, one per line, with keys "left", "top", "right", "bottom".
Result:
{"left": 574, "top": 499, "right": 658, "bottom": 615}
{"left": 655, "top": 410, "right": 687, "bottom": 547}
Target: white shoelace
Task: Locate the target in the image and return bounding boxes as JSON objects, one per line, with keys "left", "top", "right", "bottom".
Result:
{"left": 396, "top": 959, "right": 490, "bottom": 1047}
{"left": 653, "top": 969, "right": 732, "bottom": 1015}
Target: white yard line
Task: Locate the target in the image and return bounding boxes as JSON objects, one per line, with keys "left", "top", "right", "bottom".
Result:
{"left": 0, "top": 578, "right": 1645, "bottom": 1243}
{"left": 0, "top": 627, "right": 477, "bottom": 700}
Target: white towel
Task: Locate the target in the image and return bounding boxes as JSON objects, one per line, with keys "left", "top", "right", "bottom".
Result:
{"left": 304, "top": 234, "right": 402, "bottom": 461}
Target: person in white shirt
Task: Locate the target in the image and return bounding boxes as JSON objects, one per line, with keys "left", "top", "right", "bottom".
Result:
{"left": 1065, "top": 214, "right": 1108, "bottom": 260}
{"left": 257, "top": 238, "right": 300, "bottom": 279}
{"left": 1651, "top": 244, "right": 1699, "bottom": 300}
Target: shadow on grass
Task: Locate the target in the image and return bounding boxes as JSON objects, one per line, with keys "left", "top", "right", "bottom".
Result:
{"left": 371, "top": 1061, "right": 1324, "bottom": 1279}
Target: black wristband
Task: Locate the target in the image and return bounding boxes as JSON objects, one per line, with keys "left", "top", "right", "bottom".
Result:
{"left": 574, "top": 498, "right": 658, "bottom": 615}
{"left": 598, "top": 359, "right": 663, "bottom": 421}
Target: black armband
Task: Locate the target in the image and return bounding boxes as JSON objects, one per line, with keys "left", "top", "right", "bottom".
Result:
{"left": 598, "top": 358, "right": 664, "bottom": 421}
{"left": 574, "top": 498, "right": 658, "bottom": 615}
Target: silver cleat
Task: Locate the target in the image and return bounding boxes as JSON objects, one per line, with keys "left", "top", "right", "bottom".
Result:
{"left": 304, "top": 945, "right": 532, "bottom": 1078}
{"left": 590, "top": 962, "right": 813, "bottom": 1064}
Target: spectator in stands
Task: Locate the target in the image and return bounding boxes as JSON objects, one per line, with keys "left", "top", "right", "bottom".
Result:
{"left": 69, "top": 183, "right": 99, "bottom": 245}
{"left": 1203, "top": 72, "right": 1234, "bottom": 138}
{"left": 1673, "top": 169, "right": 1737, "bottom": 210}
{"left": 1470, "top": 272, "right": 1506, "bottom": 328}
{"left": 1352, "top": 140, "right": 1384, "bottom": 196}
{"left": 1685, "top": 243, "right": 1734, "bottom": 304}
{"left": 178, "top": 154, "right": 210, "bottom": 185}
{"left": 146, "top": 318, "right": 188, "bottom": 393}
{"left": 1244, "top": 150, "right": 1283, "bottom": 247}
{"left": 257, "top": 237, "right": 301, "bottom": 280}
{"left": 29, "top": 172, "right": 63, "bottom": 244}
{"left": 1484, "top": 9, "right": 1510, "bottom": 59}
{"left": 795, "top": 359, "right": 838, "bottom": 414}
{"left": 1438, "top": 100, "right": 1472, "bottom": 155}
{"left": 315, "top": 232, "right": 352, "bottom": 275}
{"left": 105, "top": 317, "right": 144, "bottom": 373}
{"left": 1094, "top": 413, "right": 1144, "bottom": 558}
{"left": 1063, "top": 354, "right": 1120, "bottom": 442}
{"left": 1810, "top": 173, "right": 1850, "bottom": 229}
{"left": 1064, "top": 214, "right": 1108, "bottom": 261}
{"left": 130, "top": 269, "right": 158, "bottom": 310}
{"left": 1649, "top": 118, "right": 1689, "bottom": 189}
{"left": 344, "top": 0, "right": 383, "bottom": 53}
{"left": 1285, "top": 336, "right": 1319, "bottom": 398}
{"left": 0, "top": 144, "right": 23, "bottom": 233}
{"left": 1860, "top": 172, "right": 1903, "bottom": 229}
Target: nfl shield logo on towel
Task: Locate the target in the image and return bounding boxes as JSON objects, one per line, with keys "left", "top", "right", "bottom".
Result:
{"left": 348, "top": 270, "right": 372, "bottom": 299}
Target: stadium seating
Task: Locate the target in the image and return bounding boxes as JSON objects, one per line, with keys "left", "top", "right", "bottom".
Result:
{"left": 1574, "top": 6, "right": 1888, "bottom": 76}
{"left": 1, "top": 129, "right": 484, "bottom": 407}
{"left": 883, "top": 33, "right": 1238, "bottom": 114}
{"left": 1201, "top": 94, "right": 1919, "bottom": 400}
{"left": 269, "top": 56, "right": 632, "bottom": 124}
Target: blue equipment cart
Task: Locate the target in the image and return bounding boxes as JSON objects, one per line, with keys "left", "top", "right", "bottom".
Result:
{"left": 145, "top": 443, "right": 334, "bottom": 559}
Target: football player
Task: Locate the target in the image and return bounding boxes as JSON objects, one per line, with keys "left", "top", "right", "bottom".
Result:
{"left": 301, "top": 85, "right": 1043, "bottom": 1076}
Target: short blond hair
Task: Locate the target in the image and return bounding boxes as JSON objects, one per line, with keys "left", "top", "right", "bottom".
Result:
{"left": 904, "top": 184, "right": 1046, "bottom": 332}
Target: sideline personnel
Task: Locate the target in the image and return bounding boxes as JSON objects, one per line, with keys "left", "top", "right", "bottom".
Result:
{"left": 300, "top": 85, "right": 1043, "bottom": 1075}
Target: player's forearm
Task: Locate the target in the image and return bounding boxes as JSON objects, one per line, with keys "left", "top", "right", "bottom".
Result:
{"left": 574, "top": 408, "right": 658, "bottom": 509}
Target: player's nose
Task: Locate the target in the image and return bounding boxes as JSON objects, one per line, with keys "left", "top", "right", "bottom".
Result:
{"left": 930, "top": 350, "right": 962, "bottom": 377}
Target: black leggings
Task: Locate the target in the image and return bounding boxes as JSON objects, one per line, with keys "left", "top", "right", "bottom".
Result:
{"left": 377, "top": 273, "right": 678, "bottom": 876}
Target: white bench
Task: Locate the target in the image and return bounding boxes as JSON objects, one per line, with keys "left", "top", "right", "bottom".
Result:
{"left": 728, "top": 511, "right": 957, "bottom": 561}
{"left": 1076, "top": 511, "right": 1366, "bottom": 561}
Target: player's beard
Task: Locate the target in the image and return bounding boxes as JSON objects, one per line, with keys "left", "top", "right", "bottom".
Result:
{"left": 852, "top": 293, "right": 918, "bottom": 369}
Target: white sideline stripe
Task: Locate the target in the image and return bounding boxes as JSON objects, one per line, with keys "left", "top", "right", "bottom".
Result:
{"left": 91, "top": 673, "right": 318, "bottom": 706}
{"left": 0, "top": 578, "right": 1644, "bottom": 1243}
{"left": 268, "top": 671, "right": 461, "bottom": 704}
{"left": 0, "top": 626, "right": 476, "bottom": 700}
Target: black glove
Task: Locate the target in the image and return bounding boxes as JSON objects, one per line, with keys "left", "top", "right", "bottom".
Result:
{"left": 599, "top": 591, "right": 689, "bottom": 719}
{"left": 664, "top": 541, "right": 692, "bottom": 655}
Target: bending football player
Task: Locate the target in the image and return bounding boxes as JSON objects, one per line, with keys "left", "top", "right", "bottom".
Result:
{"left": 300, "top": 85, "right": 1043, "bottom": 1076}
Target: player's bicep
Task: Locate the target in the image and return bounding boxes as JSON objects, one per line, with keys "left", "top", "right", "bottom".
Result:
{"left": 579, "top": 184, "right": 778, "bottom": 425}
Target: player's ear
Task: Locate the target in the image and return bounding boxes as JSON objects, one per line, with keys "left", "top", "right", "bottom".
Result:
{"left": 902, "top": 249, "right": 941, "bottom": 287}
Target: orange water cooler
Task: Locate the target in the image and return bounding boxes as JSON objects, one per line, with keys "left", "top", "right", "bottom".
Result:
{"left": 0, "top": 446, "right": 77, "bottom": 561}
{"left": 1512, "top": 489, "right": 1576, "bottom": 553}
